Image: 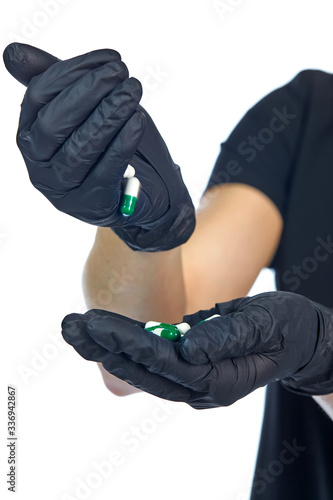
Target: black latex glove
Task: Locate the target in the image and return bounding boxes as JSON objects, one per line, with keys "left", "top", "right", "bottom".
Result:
{"left": 3, "top": 43, "right": 195, "bottom": 251}
{"left": 61, "top": 291, "right": 333, "bottom": 409}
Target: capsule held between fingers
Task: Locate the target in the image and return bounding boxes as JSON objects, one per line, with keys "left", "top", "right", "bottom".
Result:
{"left": 120, "top": 176, "right": 140, "bottom": 216}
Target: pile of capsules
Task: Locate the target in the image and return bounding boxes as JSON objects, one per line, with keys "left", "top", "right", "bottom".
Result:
{"left": 144, "top": 315, "right": 221, "bottom": 342}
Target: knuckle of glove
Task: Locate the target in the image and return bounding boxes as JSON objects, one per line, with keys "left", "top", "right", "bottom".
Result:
{"left": 16, "top": 127, "right": 49, "bottom": 166}
{"left": 179, "top": 333, "right": 212, "bottom": 365}
{"left": 22, "top": 75, "right": 45, "bottom": 108}
{"left": 16, "top": 128, "right": 36, "bottom": 161}
{"left": 103, "top": 48, "right": 121, "bottom": 60}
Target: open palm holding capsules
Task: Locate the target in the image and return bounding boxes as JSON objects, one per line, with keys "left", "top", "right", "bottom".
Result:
{"left": 4, "top": 43, "right": 195, "bottom": 252}
{"left": 62, "top": 292, "right": 333, "bottom": 409}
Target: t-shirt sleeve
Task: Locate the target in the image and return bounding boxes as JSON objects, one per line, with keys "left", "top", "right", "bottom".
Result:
{"left": 205, "top": 70, "right": 318, "bottom": 218}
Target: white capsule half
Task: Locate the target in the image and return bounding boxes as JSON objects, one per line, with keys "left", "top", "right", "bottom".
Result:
{"left": 175, "top": 322, "right": 191, "bottom": 335}
{"left": 145, "top": 321, "right": 161, "bottom": 329}
{"left": 123, "top": 165, "right": 136, "bottom": 178}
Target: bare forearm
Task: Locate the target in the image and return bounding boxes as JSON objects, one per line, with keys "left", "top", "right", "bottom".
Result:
{"left": 83, "top": 227, "right": 186, "bottom": 395}
{"left": 83, "top": 227, "right": 185, "bottom": 320}
{"left": 182, "top": 184, "right": 283, "bottom": 313}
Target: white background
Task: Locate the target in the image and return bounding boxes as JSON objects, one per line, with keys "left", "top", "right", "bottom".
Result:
{"left": 1, "top": 1, "right": 333, "bottom": 499}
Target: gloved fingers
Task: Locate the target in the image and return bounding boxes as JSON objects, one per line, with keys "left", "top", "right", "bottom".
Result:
{"left": 64, "top": 308, "right": 146, "bottom": 328}
{"left": 215, "top": 297, "right": 250, "bottom": 315}
{"left": 61, "top": 311, "right": 279, "bottom": 408}
{"left": 84, "top": 314, "right": 217, "bottom": 392}
{"left": 100, "top": 351, "right": 199, "bottom": 403}
{"left": 43, "top": 78, "right": 143, "bottom": 190}
{"left": 179, "top": 304, "right": 281, "bottom": 365}
{"left": 61, "top": 314, "right": 110, "bottom": 362}
{"left": 134, "top": 104, "right": 177, "bottom": 171}
{"left": 101, "top": 349, "right": 261, "bottom": 409}
{"left": 213, "top": 354, "right": 279, "bottom": 406}
{"left": 116, "top": 147, "right": 170, "bottom": 226}
{"left": 50, "top": 111, "right": 146, "bottom": 225}
{"left": 71, "top": 110, "right": 146, "bottom": 207}
{"left": 18, "top": 60, "right": 129, "bottom": 162}
{"left": 61, "top": 312, "right": 198, "bottom": 403}
{"left": 182, "top": 298, "right": 247, "bottom": 327}
{"left": 61, "top": 312, "right": 144, "bottom": 365}
{"left": 18, "top": 49, "right": 123, "bottom": 131}
{"left": 3, "top": 43, "right": 60, "bottom": 86}
{"left": 84, "top": 314, "right": 279, "bottom": 406}
{"left": 61, "top": 311, "right": 144, "bottom": 360}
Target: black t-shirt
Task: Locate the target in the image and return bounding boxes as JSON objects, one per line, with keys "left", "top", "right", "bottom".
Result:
{"left": 207, "top": 70, "right": 333, "bottom": 499}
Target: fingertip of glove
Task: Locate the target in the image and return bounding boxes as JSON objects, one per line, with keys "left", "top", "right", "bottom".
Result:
{"left": 61, "top": 313, "right": 84, "bottom": 328}
{"left": 61, "top": 321, "right": 81, "bottom": 345}
{"left": 125, "top": 76, "right": 143, "bottom": 102}
{"left": 3, "top": 42, "right": 59, "bottom": 86}
{"left": 179, "top": 335, "right": 210, "bottom": 365}
{"left": 3, "top": 42, "right": 22, "bottom": 61}
{"left": 61, "top": 314, "right": 87, "bottom": 344}
{"left": 106, "top": 48, "right": 121, "bottom": 61}
{"left": 3, "top": 43, "right": 23, "bottom": 76}
{"left": 90, "top": 48, "right": 122, "bottom": 61}
{"left": 61, "top": 327, "right": 72, "bottom": 345}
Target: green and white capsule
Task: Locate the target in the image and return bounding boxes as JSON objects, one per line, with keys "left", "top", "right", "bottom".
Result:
{"left": 120, "top": 175, "right": 141, "bottom": 216}
{"left": 144, "top": 321, "right": 191, "bottom": 342}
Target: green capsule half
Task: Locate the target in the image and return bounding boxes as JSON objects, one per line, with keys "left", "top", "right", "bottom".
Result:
{"left": 145, "top": 322, "right": 181, "bottom": 342}
{"left": 120, "top": 194, "right": 137, "bottom": 216}
{"left": 160, "top": 328, "right": 181, "bottom": 342}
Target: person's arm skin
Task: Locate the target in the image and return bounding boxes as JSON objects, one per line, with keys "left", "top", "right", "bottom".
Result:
{"left": 83, "top": 182, "right": 283, "bottom": 395}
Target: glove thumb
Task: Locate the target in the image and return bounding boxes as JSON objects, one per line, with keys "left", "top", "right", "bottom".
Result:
{"left": 3, "top": 42, "right": 60, "bottom": 87}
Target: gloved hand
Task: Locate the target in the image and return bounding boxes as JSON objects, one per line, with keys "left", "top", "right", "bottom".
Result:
{"left": 61, "top": 291, "right": 333, "bottom": 409}
{"left": 3, "top": 43, "right": 195, "bottom": 251}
